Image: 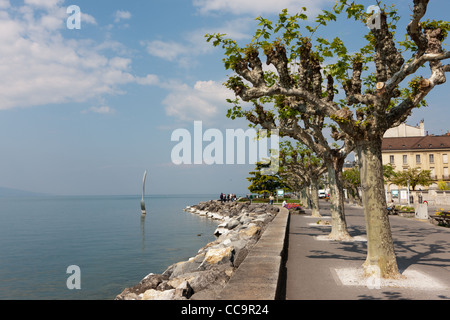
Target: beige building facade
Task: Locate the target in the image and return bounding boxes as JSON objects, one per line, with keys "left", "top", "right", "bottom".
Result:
{"left": 382, "top": 134, "right": 450, "bottom": 190}
{"left": 383, "top": 120, "right": 425, "bottom": 138}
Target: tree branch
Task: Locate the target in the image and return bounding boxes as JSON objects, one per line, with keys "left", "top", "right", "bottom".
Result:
{"left": 265, "top": 44, "right": 292, "bottom": 88}
{"left": 372, "top": 13, "right": 405, "bottom": 82}
{"left": 406, "top": 0, "right": 430, "bottom": 55}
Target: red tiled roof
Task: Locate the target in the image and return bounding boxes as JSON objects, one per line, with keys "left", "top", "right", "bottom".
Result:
{"left": 382, "top": 135, "right": 450, "bottom": 151}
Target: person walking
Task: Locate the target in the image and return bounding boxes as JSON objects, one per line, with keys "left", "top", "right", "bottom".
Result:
{"left": 269, "top": 194, "right": 274, "bottom": 205}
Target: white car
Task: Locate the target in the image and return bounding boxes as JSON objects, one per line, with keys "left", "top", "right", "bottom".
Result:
{"left": 318, "top": 190, "right": 327, "bottom": 198}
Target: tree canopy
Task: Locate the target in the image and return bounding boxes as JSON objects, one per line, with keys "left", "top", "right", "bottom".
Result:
{"left": 207, "top": 0, "right": 449, "bottom": 279}
{"left": 247, "top": 161, "right": 285, "bottom": 197}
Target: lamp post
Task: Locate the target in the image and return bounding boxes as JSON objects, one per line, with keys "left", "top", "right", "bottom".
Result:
{"left": 407, "top": 179, "right": 410, "bottom": 206}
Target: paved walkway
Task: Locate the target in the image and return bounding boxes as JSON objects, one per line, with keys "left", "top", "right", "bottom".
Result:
{"left": 284, "top": 201, "right": 450, "bottom": 300}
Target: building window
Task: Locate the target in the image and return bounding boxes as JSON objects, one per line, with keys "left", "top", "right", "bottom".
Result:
{"left": 430, "top": 167, "right": 435, "bottom": 179}
{"left": 429, "top": 154, "right": 434, "bottom": 164}
{"left": 444, "top": 167, "right": 449, "bottom": 180}
{"left": 416, "top": 155, "right": 421, "bottom": 164}
{"left": 390, "top": 155, "right": 395, "bottom": 164}
{"left": 403, "top": 155, "right": 408, "bottom": 164}
{"left": 444, "top": 154, "right": 448, "bottom": 164}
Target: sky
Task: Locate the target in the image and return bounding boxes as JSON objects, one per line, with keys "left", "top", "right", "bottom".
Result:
{"left": 0, "top": 0, "right": 449, "bottom": 196}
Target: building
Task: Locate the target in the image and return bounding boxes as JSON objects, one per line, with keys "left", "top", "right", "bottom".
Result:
{"left": 383, "top": 120, "right": 425, "bottom": 138}
{"left": 381, "top": 133, "right": 450, "bottom": 190}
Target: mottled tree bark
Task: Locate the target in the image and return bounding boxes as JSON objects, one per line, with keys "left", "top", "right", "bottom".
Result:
{"left": 310, "top": 179, "right": 321, "bottom": 218}
{"left": 326, "top": 156, "right": 352, "bottom": 240}
{"left": 356, "top": 138, "right": 400, "bottom": 278}
{"left": 300, "top": 188, "right": 309, "bottom": 208}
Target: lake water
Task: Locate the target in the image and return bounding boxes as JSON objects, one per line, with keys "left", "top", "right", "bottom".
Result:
{"left": 0, "top": 194, "right": 219, "bottom": 300}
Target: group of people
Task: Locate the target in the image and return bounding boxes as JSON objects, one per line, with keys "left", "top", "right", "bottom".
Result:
{"left": 220, "top": 193, "right": 237, "bottom": 203}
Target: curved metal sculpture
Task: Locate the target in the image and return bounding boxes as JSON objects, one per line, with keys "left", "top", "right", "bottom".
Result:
{"left": 141, "top": 170, "right": 147, "bottom": 215}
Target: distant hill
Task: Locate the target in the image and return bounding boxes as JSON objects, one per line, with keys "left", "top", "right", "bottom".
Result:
{"left": 0, "top": 187, "right": 48, "bottom": 197}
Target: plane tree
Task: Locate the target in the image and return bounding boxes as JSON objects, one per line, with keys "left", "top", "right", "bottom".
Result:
{"left": 226, "top": 94, "right": 354, "bottom": 239}
{"left": 207, "top": 0, "right": 450, "bottom": 278}
{"left": 279, "top": 141, "right": 327, "bottom": 218}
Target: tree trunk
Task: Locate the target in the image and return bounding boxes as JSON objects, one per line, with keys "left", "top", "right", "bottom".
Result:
{"left": 326, "top": 160, "right": 352, "bottom": 240}
{"left": 310, "top": 179, "right": 321, "bottom": 217}
{"left": 300, "top": 188, "right": 309, "bottom": 208}
{"left": 356, "top": 138, "right": 401, "bottom": 279}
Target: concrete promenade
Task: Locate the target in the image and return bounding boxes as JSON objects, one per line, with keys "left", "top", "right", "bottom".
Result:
{"left": 285, "top": 201, "right": 450, "bottom": 300}
{"left": 218, "top": 200, "right": 450, "bottom": 300}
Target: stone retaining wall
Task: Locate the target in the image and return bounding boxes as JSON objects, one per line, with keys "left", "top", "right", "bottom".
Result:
{"left": 217, "top": 206, "right": 289, "bottom": 300}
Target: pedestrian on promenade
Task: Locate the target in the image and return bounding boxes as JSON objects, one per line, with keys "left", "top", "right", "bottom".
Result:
{"left": 269, "top": 194, "right": 274, "bottom": 205}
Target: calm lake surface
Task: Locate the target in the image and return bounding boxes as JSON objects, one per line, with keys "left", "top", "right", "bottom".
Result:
{"left": 0, "top": 194, "right": 219, "bottom": 300}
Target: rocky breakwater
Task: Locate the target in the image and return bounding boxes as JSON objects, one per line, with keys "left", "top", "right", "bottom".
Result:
{"left": 115, "top": 200, "right": 279, "bottom": 300}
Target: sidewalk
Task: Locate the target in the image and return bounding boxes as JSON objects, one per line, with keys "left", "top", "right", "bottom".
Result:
{"left": 284, "top": 201, "right": 450, "bottom": 300}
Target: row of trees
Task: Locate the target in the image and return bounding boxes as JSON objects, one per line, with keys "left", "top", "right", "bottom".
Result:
{"left": 207, "top": 0, "right": 449, "bottom": 279}
{"left": 248, "top": 153, "right": 433, "bottom": 206}
{"left": 343, "top": 164, "right": 433, "bottom": 196}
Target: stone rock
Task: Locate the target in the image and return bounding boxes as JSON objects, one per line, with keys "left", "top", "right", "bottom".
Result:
{"left": 141, "top": 289, "right": 176, "bottom": 300}
{"left": 157, "top": 281, "right": 173, "bottom": 291}
{"left": 115, "top": 273, "right": 169, "bottom": 299}
{"left": 204, "top": 246, "right": 234, "bottom": 265}
{"left": 226, "top": 218, "right": 240, "bottom": 230}
{"left": 233, "top": 246, "right": 249, "bottom": 268}
{"left": 188, "top": 266, "right": 234, "bottom": 298}
{"left": 175, "top": 281, "right": 193, "bottom": 299}
{"left": 240, "top": 225, "right": 261, "bottom": 238}
{"left": 214, "top": 226, "right": 229, "bottom": 236}
{"left": 170, "top": 253, "right": 206, "bottom": 278}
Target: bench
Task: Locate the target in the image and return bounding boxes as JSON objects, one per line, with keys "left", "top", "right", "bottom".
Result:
{"left": 429, "top": 211, "right": 450, "bottom": 227}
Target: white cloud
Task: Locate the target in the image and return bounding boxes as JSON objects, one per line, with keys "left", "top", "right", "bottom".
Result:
{"left": 0, "top": 2, "right": 153, "bottom": 110}
{"left": 136, "top": 74, "right": 160, "bottom": 86}
{"left": 141, "top": 40, "right": 190, "bottom": 61}
{"left": 82, "top": 12, "right": 97, "bottom": 25}
{"left": 114, "top": 10, "right": 131, "bottom": 23}
{"left": 141, "top": 17, "right": 253, "bottom": 68}
{"left": 163, "top": 80, "right": 234, "bottom": 122}
{"left": 82, "top": 106, "right": 115, "bottom": 115}
{"left": 24, "top": 0, "right": 63, "bottom": 9}
{"left": 193, "top": 0, "right": 333, "bottom": 17}
{"left": 0, "top": 0, "right": 10, "bottom": 9}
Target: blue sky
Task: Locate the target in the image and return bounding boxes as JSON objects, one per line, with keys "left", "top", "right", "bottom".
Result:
{"left": 0, "top": 0, "right": 449, "bottom": 196}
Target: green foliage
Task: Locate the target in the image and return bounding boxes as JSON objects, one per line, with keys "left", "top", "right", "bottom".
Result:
{"left": 390, "top": 167, "right": 432, "bottom": 191}
{"left": 383, "top": 164, "right": 396, "bottom": 181}
{"left": 343, "top": 167, "right": 361, "bottom": 186}
{"left": 399, "top": 205, "right": 414, "bottom": 212}
{"left": 342, "top": 167, "right": 361, "bottom": 200}
{"left": 421, "top": 20, "right": 450, "bottom": 41}
{"left": 247, "top": 162, "right": 285, "bottom": 197}
{"left": 438, "top": 180, "right": 450, "bottom": 191}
